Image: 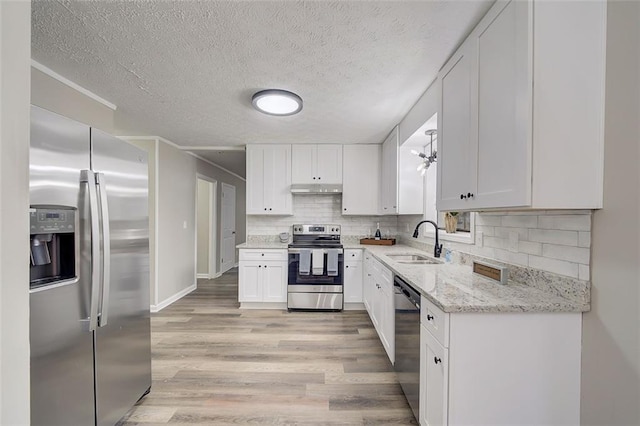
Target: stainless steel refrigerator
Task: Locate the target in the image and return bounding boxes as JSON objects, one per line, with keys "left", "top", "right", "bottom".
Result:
{"left": 29, "top": 105, "right": 151, "bottom": 426}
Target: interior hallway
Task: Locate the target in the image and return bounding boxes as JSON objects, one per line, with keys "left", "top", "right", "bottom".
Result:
{"left": 119, "top": 269, "right": 416, "bottom": 425}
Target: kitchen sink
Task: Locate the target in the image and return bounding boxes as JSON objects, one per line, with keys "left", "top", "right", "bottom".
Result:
{"left": 386, "top": 254, "right": 441, "bottom": 264}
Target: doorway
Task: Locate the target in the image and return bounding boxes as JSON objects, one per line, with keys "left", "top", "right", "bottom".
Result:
{"left": 220, "top": 183, "right": 236, "bottom": 274}
{"left": 196, "top": 177, "right": 217, "bottom": 279}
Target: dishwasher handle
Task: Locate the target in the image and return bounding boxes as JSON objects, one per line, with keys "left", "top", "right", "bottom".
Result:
{"left": 394, "top": 277, "right": 421, "bottom": 309}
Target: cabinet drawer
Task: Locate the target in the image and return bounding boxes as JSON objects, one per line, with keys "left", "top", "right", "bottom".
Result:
{"left": 239, "top": 249, "right": 287, "bottom": 262}
{"left": 421, "top": 296, "right": 450, "bottom": 348}
{"left": 344, "top": 249, "right": 363, "bottom": 261}
{"left": 379, "top": 266, "right": 393, "bottom": 292}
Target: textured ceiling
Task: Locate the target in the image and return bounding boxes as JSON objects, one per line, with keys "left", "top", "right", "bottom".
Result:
{"left": 32, "top": 1, "right": 492, "bottom": 150}
{"left": 188, "top": 149, "right": 246, "bottom": 178}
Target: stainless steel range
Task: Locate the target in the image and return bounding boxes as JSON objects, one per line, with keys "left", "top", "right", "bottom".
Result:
{"left": 287, "top": 224, "right": 344, "bottom": 311}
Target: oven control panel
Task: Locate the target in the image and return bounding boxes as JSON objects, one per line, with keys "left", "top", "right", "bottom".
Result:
{"left": 292, "top": 224, "right": 341, "bottom": 235}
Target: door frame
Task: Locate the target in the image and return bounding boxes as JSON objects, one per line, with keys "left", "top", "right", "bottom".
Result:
{"left": 195, "top": 174, "right": 217, "bottom": 279}
{"left": 220, "top": 182, "right": 236, "bottom": 274}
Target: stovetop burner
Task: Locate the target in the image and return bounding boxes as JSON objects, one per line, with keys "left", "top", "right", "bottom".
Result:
{"left": 289, "top": 224, "right": 342, "bottom": 249}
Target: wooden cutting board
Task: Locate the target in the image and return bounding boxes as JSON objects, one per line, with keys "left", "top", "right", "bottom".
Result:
{"left": 359, "top": 238, "right": 396, "bottom": 246}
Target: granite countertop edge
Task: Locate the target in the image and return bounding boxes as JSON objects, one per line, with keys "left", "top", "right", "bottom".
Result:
{"left": 238, "top": 242, "right": 589, "bottom": 314}
{"left": 361, "top": 245, "right": 589, "bottom": 314}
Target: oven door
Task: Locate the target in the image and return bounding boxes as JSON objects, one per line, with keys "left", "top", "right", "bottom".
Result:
{"left": 288, "top": 250, "right": 344, "bottom": 286}
{"left": 287, "top": 249, "right": 344, "bottom": 310}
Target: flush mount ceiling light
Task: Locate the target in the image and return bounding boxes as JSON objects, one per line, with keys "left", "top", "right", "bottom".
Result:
{"left": 252, "top": 89, "right": 303, "bottom": 116}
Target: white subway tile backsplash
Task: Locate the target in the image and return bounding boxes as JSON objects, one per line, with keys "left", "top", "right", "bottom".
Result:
{"left": 518, "top": 240, "right": 543, "bottom": 256}
{"left": 476, "top": 215, "right": 502, "bottom": 226}
{"left": 578, "top": 231, "right": 591, "bottom": 248}
{"left": 542, "top": 244, "right": 590, "bottom": 264}
{"left": 529, "top": 255, "right": 579, "bottom": 278}
{"left": 251, "top": 198, "right": 593, "bottom": 281}
{"left": 537, "top": 214, "right": 591, "bottom": 231}
{"left": 494, "top": 226, "right": 528, "bottom": 240}
{"left": 528, "top": 229, "right": 579, "bottom": 246}
{"left": 501, "top": 215, "right": 538, "bottom": 228}
{"left": 484, "top": 236, "right": 505, "bottom": 249}
{"left": 579, "top": 264, "right": 590, "bottom": 281}
{"left": 475, "top": 225, "right": 495, "bottom": 237}
{"left": 492, "top": 249, "right": 529, "bottom": 267}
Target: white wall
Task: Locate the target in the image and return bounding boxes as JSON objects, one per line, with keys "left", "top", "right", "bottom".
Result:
{"left": 196, "top": 158, "right": 246, "bottom": 272}
{"left": 157, "top": 141, "right": 198, "bottom": 304}
{"left": 581, "top": 1, "right": 640, "bottom": 424}
{"left": 196, "top": 179, "right": 211, "bottom": 275}
{"left": 126, "top": 139, "right": 158, "bottom": 305}
{"left": 0, "top": 1, "right": 31, "bottom": 423}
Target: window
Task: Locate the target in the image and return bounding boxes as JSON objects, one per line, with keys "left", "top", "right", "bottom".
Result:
{"left": 406, "top": 113, "right": 474, "bottom": 243}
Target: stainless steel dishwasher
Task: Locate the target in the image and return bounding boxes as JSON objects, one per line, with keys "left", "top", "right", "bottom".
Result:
{"left": 394, "top": 276, "right": 421, "bottom": 422}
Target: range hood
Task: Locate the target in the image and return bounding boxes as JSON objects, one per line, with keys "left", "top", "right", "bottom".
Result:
{"left": 290, "top": 183, "right": 343, "bottom": 194}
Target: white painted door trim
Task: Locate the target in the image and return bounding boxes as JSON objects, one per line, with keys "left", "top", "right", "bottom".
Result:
{"left": 196, "top": 174, "right": 218, "bottom": 280}
{"left": 220, "top": 182, "right": 236, "bottom": 274}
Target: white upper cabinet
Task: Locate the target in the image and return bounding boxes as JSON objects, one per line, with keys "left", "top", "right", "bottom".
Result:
{"left": 291, "top": 144, "right": 343, "bottom": 184}
{"left": 342, "top": 145, "right": 381, "bottom": 215}
{"left": 381, "top": 126, "right": 424, "bottom": 215}
{"left": 380, "top": 128, "right": 399, "bottom": 214}
{"left": 437, "top": 0, "right": 606, "bottom": 211}
{"left": 246, "top": 144, "right": 293, "bottom": 215}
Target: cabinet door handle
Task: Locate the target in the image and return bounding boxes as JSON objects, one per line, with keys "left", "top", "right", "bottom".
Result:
{"left": 261, "top": 253, "right": 264, "bottom": 256}
{"left": 460, "top": 194, "right": 466, "bottom": 200}
{"left": 269, "top": 208, "right": 272, "bottom": 211}
{"left": 351, "top": 253, "right": 355, "bottom": 257}
{"left": 427, "top": 314, "right": 434, "bottom": 321}
{"left": 264, "top": 207, "right": 268, "bottom": 210}
{"left": 264, "top": 265, "right": 267, "bottom": 268}
{"left": 318, "top": 176, "right": 321, "bottom": 180}
{"left": 467, "top": 192, "right": 474, "bottom": 198}
{"left": 313, "top": 177, "right": 316, "bottom": 180}
{"left": 258, "top": 265, "right": 262, "bottom": 268}
{"left": 345, "top": 265, "right": 349, "bottom": 269}
{"left": 434, "top": 357, "right": 442, "bottom": 365}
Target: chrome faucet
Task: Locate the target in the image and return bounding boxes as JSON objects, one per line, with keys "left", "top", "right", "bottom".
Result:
{"left": 412, "top": 220, "right": 443, "bottom": 258}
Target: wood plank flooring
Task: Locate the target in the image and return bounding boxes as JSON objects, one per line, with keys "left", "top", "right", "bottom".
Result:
{"left": 119, "top": 270, "right": 416, "bottom": 425}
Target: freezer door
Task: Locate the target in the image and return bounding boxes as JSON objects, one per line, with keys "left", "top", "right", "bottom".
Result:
{"left": 29, "top": 106, "right": 95, "bottom": 426}
{"left": 91, "top": 129, "right": 151, "bottom": 426}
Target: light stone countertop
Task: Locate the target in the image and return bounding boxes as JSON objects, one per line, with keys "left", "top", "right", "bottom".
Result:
{"left": 238, "top": 241, "right": 589, "bottom": 313}
{"left": 362, "top": 245, "right": 589, "bottom": 313}
{"left": 236, "top": 241, "right": 289, "bottom": 249}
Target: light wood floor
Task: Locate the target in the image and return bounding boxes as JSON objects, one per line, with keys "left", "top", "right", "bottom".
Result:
{"left": 119, "top": 269, "right": 416, "bottom": 425}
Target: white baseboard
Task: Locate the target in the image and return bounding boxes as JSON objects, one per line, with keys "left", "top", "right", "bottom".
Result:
{"left": 151, "top": 284, "right": 197, "bottom": 312}
{"left": 196, "top": 273, "right": 210, "bottom": 279}
{"left": 239, "top": 302, "right": 287, "bottom": 310}
{"left": 344, "top": 302, "right": 366, "bottom": 311}
{"left": 213, "top": 271, "right": 222, "bottom": 278}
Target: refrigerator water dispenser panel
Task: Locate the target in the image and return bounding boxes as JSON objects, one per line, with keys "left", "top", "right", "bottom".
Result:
{"left": 29, "top": 207, "right": 77, "bottom": 289}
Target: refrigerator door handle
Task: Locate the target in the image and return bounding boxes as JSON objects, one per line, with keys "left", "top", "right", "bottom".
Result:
{"left": 81, "top": 169, "right": 101, "bottom": 332}
{"left": 96, "top": 172, "right": 111, "bottom": 327}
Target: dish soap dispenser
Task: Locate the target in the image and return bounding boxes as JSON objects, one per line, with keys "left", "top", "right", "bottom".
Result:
{"left": 374, "top": 223, "right": 381, "bottom": 240}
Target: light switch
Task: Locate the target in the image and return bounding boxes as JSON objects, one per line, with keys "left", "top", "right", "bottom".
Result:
{"left": 183, "top": 221, "right": 187, "bottom": 229}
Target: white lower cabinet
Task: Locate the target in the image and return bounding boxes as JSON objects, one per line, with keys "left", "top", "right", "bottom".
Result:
{"left": 419, "top": 296, "right": 582, "bottom": 425}
{"left": 238, "top": 249, "right": 287, "bottom": 305}
{"left": 363, "top": 252, "right": 394, "bottom": 363}
{"left": 344, "top": 249, "right": 363, "bottom": 305}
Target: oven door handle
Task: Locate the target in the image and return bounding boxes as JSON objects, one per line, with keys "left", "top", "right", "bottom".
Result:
{"left": 288, "top": 248, "right": 343, "bottom": 255}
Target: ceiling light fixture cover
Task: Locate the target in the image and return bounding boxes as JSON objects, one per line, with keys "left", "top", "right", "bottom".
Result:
{"left": 252, "top": 89, "right": 303, "bottom": 116}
